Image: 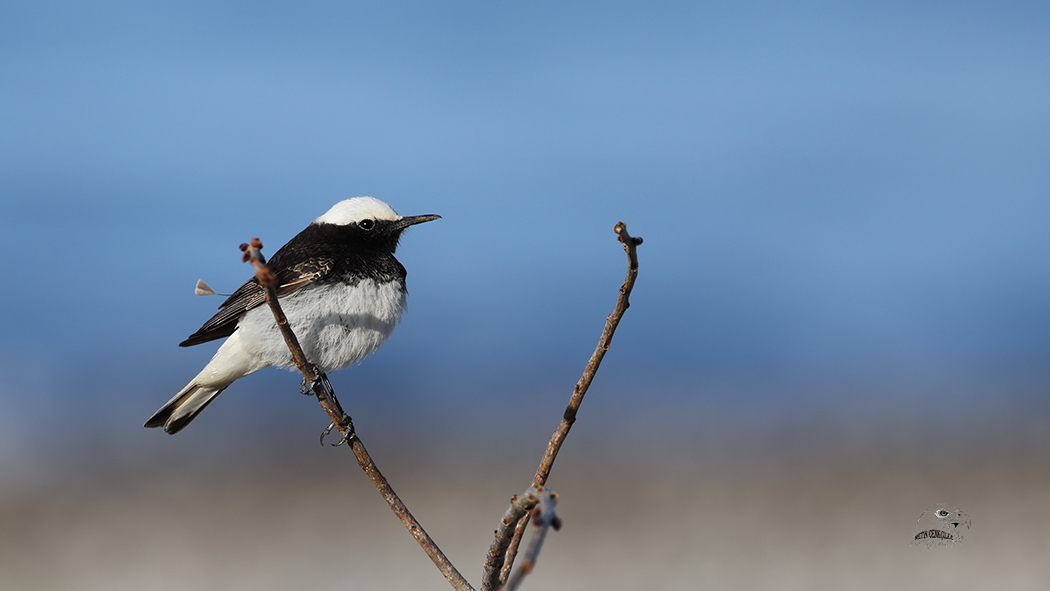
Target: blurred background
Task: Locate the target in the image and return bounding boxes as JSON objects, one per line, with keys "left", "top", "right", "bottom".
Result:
{"left": 1, "top": 1, "right": 1048, "bottom": 589}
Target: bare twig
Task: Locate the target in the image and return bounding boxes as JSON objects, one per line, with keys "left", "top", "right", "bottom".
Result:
{"left": 532, "top": 222, "right": 640, "bottom": 488}
{"left": 490, "top": 222, "right": 643, "bottom": 586}
{"left": 503, "top": 489, "right": 559, "bottom": 591}
{"left": 242, "top": 238, "right": 475, "bottom": 591}
{"left": 241, "top": 240, "right": 353, "bottom": 439}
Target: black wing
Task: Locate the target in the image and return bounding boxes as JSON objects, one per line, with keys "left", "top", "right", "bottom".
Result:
{"left": 178, "top": 258, "right": 335, "bottom": 347}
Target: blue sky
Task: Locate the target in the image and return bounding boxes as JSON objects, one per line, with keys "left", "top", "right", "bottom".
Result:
{"left": 1, "top": 2, "right": 1049, "bottom": 455}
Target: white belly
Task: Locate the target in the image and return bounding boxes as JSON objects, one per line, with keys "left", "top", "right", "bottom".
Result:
{"left": 235, "top": 278, "right": 407, "bottom": 374}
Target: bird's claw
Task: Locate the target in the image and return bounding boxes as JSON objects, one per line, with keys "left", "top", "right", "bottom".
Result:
{"left": 319, "top": 413, "right": 356, "bottom": 447}
{"left": 330, "top": 430, "right": 353, "bottom": 447}
{"left": 319, "top": 422, "right": 335, "bottom": 445}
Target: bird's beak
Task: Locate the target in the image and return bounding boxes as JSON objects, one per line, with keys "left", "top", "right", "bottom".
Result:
{"left": 394, "top": 214, "right": 441, "bottom": 230}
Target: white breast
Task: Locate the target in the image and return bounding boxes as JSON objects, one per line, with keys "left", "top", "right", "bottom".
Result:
{"left": 236, "top": 278, "right": 407, "bottom": 374}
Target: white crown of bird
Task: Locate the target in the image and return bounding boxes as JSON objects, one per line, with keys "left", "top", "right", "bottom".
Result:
{"left": 314, "top": 196, "right": 401, "bottom": 226}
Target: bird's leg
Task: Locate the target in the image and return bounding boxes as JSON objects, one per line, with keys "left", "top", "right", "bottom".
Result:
{"left": 319, "top": 372, "right": 334, "bottom": 396}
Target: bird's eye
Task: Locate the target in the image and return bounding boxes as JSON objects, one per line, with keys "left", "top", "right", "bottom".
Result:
{"left": 936, "top": 509, "right": 950, "bottom": 518}
{"left": 359, "top": 219, "right": 375, "bottom": 230}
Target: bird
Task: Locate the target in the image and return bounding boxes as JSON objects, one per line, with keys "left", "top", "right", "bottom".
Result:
{"left": 145, "top": 196, "right": 440, "bottom": 434}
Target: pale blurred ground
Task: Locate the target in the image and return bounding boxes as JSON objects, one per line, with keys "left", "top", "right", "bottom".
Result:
{"left": 2, "top": 403, "right": 1048, "bottom": 591}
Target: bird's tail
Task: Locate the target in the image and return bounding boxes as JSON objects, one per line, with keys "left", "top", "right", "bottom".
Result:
{"left": 144, "top": 382, "right": 228, "bottom": 435}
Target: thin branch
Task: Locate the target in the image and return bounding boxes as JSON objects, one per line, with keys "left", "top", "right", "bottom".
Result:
{"left": 241, "top": 240, "right": 352, "bottom": 439}
{"left": 489, "top": 222, "right": 643, "bottom": 586}
{"left": 532, "top": 222, "right": 640, "bottom": 488}
{"left": 241, "top": 238, "right": 475, "bottom": 591}
{"left": 503, "top": 489, "right": 559, "bottom": 591}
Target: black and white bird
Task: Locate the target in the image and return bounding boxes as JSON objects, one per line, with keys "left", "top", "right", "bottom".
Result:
{"left": 145, "top": 196, "right": 440, "bottom": 434}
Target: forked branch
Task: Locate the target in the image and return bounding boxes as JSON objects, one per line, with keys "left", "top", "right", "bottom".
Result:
{"left": 503, "top": 489, "right": 560, "bottom": 591}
